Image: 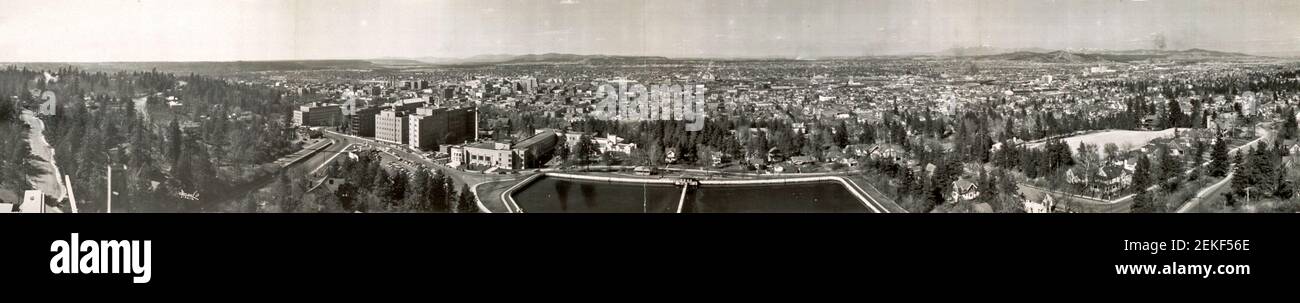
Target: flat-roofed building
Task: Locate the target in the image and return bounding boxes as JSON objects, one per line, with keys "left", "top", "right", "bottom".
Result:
{"left": 408, "top": 106, "right": 477, "bottom": 151}
{"left": 513, "top": 129, "right": 559, "bottom": 160}
{"left": 448, "top": 130, "right": 558, "bottom": 170}
{"left": 349, "top": 107, "right": 382, "bottom": 137}
{"left": 355, "top": 98, "right": 425, "bottom": 138}
{"left": 450, "top": 142, "right": 516, "bottom": 170}
{"left": 292, "top": 102, "right": 343, "bottom": 127}
{"left": 390, "top": 97, "right": 428, "bottom": 112}
{"left": 375, "top": 109, "right": 408, "bottom": 145}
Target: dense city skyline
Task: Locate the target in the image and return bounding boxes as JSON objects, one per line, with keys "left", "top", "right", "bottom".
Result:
{"left": 3, "top": 0, "right": 1300, "bottom": 61}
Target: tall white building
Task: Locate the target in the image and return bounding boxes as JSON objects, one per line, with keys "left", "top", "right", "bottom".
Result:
{"left": 375, "top": 109, "right": 408, "bottom": 145}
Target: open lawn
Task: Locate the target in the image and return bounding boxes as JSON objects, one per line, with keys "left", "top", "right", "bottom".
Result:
{"left": 1027, "top": 128, "right": 1191, "bottom": 156}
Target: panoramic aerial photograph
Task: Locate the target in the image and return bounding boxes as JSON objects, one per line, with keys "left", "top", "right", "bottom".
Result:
{"left": 2, "top": 0, "right": 1299, "bottom": 214}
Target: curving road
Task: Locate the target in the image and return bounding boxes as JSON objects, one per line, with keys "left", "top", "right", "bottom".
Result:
{"left": 19, "top": 110, "right": 64, "bottom": 213}
{"left": 1175, "top": 122, "right": 1276, "bottom": 213}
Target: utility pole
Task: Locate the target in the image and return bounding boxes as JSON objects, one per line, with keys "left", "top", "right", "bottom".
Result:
{"left": 64, "top": 175, "right": 78, "bottom": 213}
{"left": 106, "top": 164, "right": 111, "bottom": 213}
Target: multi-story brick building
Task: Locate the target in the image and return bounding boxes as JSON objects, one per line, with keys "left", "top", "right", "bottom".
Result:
{"left": 407, "top": 106, "right": 477, "bottom": 151}
{"left": 292, "top": 102, "right": 342, "bottom": 127}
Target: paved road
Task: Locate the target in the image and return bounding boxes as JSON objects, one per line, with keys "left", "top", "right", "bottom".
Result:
{"left": 1173, "top": 122, "right": 1275, "bottom": 213}
{"left": 1177, "top": 170, "right": 1233, "bottom": 213}
{"left": 19, "top": 110, "right": 63, "bottom": 212}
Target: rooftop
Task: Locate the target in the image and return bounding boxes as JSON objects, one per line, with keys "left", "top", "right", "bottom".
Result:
{"left": 464, "top": 142, "right": 499, "bottom": 150}
{"left": 515, "top": 131, "right": 558, "bottom": 149}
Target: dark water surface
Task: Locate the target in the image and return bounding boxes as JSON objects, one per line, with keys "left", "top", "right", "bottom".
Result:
{"left": 511, "top": 176, "right": 870, "bottom": 213}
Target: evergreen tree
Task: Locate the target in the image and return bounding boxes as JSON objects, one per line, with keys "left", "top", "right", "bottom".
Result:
{"left": 1283, "top": 106, "right": 1298, "bottom": 140}
{"left": 1165, "top": 98, "right": 1184, "bottom": 128}
{"left": 1132, "top": 190, "right": 1156, "bottom": 213}
{"left": 388, "top": 170, "right": 407, "bottom": 205}
{"left": 406, "top": 169, "right": 430, "bottom": 211}
{"left": 748, "top": 133, "right": 769, "bottom": 165}
{"left": 172, "top": 142, "right": 193, "bottom": 189}
{"left": 857, "top": 126, "right": 875, "bottom": 145}
{"left": 188, "top": 144, "right": 218, "bottom": 197}
{"left": 1231, "top": 151, "right": 1251, "bottom": 197}
{"left": 277, "top": 171, "right": 300, "bottom": 212}
{"left": 1132, "top": 155, "right": 1152, "bottom": 192}
{"left": 648, "top": 140, "right": 663, "bottom": 167}
{"left": 1192, "top": 140, "right": 1207, "bottom": 165}
{"left": 426, "top": 171, "right": 449, "bottom": 212}
{"left": 1157, "top": 144, "right": 1181, "bottom": 183}
{"left": 457, "top": 185, "right": 477, "bottom": 213}
{"left": 167, "top": 118, "right": 183, "bottom": 167}
{"left": 573, "top": 134, "right": 597, "bottom": 165}
{"left": 1209, "top": 136, "right": 1230, "bottom": 178}
{"left": 373, "top": 170, "right": 394, "bottom": 203}
{"left": 982, "top": 168, "right": 999, "bottom": 204}
{"left": 444, "top": 176, "right": 457, "bottom": 212}
{"left": 1247, "top": 145, "right": 1276, "bottom": 193}
{"left": 833, "top": 120, "right": 850, "bottom": 148}
{"left": 895, "top": 166, "right": 914, "bottom": 197}
{"left": 554, "top": 135, "right": 569, "bottom": 163}
{"left": 336, "top": 181, "right": 356, "bottom": 211}
{"left": 697, "top": 145, "right": 713, "bottom": 167}
{"left": 1003, "top": 119, "right": 1015, "bottom": 141}
{"left": 997, "top": 168, "right": 1020, "bottom": 212}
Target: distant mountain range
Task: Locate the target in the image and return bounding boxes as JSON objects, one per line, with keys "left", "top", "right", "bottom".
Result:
{"left": 7, "top": 48, "right": 1277, "bottom": 76}
{"left": 405, "top": 53, "right": 675, "bottom": 65}
{"left": 4, "top": 60, "right": 394, "bottom": 74}
{"left": 943, "top": 48, "right": 1261, "bottom": 63}
{"left": 375, "top": 48, "right": 1270, "bottom": 65}
{"left": 936, "top": 46, "right": 1058, "bottom": 57}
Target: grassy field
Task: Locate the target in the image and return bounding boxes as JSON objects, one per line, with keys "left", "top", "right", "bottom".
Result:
{"left": 1027, "top": 128, "right": 1190, "bottom": 156}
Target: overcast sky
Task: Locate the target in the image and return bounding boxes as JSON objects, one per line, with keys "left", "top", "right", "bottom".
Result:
{"left": 2, "top": 0, "right": 1299, "bottom": 61}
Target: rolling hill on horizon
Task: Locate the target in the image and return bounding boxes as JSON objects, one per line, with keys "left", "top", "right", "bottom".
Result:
{"left": 411, "top": 53, "right": 676, "bottom": 65}
{"left": 2, "top": 48, "right": 1280, "bottom": 76}
{"left": 962, "top": 48, "right": 1261, "bottom": 63}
